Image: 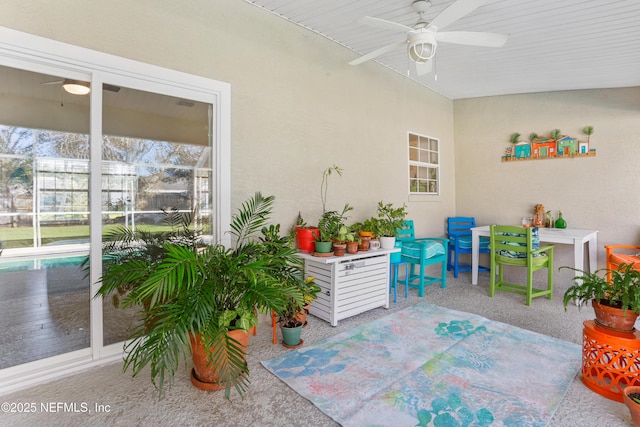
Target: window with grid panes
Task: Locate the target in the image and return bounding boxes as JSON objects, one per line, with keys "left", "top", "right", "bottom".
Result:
{"left": 409, "top": 132, "right": 439, "bottom": 194}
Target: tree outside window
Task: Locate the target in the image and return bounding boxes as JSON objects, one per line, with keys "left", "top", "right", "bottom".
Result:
{"left": 409, "top": 132, "right": 439, "bottom": 195}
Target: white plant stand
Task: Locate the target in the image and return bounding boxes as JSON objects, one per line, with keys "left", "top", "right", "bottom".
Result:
{"left": 297, "top": 248, "right": 400, "bottom": 326}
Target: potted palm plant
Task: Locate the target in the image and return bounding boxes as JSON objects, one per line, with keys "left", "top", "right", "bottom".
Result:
{"left": 562, "top": 263, "right": 640, "bottom": 331}
{"left": 88, "top": 207, "right": 205, "bottom": 310}
{"left": 95, "top": 192, "right": 302, "bottom": 398}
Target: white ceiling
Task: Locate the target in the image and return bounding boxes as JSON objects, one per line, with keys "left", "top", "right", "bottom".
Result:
{"left": 244, "top": 0, "right": 640, "bottom": 99}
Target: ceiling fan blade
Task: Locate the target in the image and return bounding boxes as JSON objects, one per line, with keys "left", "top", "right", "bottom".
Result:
{"left": 41, "top": 80, "right": 64, "bottom": 85}
{"left": 428, "top": 0, "right": 492, "bottom": 31}
{"left": 415, "top": 60, "right": 433, "bottom": 76}
{"left": 349, "top": 41, "right": 406, "bottom": 65}
{"left": 358, "top": 16, "right": 413, "bottom": 34}
{"left": 436, "top": 31, "right": 508, "bottom": 47}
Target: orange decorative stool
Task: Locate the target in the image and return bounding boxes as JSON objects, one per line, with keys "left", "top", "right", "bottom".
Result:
{"left": 581, "top": 320, "right": 640, "bottom": 402}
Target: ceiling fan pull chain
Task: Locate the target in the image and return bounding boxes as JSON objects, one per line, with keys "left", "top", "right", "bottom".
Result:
{"left": 434, "top": 56, "right": 437, "bottom": 81}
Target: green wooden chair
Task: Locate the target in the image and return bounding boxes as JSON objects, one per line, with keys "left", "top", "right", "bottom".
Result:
{"left": 489, "top": 225, "right": 554, "bottom": 306}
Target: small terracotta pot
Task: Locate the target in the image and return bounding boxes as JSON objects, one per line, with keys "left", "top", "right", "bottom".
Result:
{"left": 623, "top": 386, "right": 640, "bottom": 426}
{"left": 358, "top": 236, "right": 371, "bottom": 251}
{"left": 294, "top": 305, "right": 309, "bottom": 326}
{"left": 346, "top": 241, "right": 359, "bottom": 254}
{"left": 333, "top": 242, "right": 346, "bottom": 256}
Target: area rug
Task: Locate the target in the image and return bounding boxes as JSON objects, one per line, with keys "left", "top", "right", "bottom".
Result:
{"left": 261, "top": 302, "right": 581, "bottom": 427}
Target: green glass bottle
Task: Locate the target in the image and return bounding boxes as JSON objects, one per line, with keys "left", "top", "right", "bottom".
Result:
{"left": 555, "top": 211, "right": 567, "bottom": 229}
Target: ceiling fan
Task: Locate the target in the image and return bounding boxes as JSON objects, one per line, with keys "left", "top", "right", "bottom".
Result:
{"left": 349, "top": 0, "right": 509, "bottom": 76}
{"left": 41, "top": 79, "right": 121, "bottom": 95}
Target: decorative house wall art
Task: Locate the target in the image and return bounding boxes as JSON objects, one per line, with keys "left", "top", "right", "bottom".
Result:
{"left": 502, "top": 127, "right": 596, "bottom": 162}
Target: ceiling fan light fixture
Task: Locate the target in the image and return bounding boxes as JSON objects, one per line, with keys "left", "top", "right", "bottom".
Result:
{"left": 408, "top": 32, "right": 437, "bottom": 63}
{"left": 62, "top": 80, "right": 91, "bottom": 95}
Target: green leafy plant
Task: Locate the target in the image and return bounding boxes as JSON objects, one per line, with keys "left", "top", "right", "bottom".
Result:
{"left": 336, "top": 225, "right": 356, "bottom": 243}
{"left": 528, "top": 132, "right": 538, "bottom": 142}
{"left": 90, "top": 207, "right": 205, "bottom": 308}
{"left": 276, "top": 277, "right": 320, "bottom": 327}
{"left": 316, "top": 203, "right": 353, "bottom": 242}
{"left": 562, "top": 264, "right": 640, "bottom": 314}
{"left": 550, "top": 128, "right": 562, "bottom": 140}
{"left": 375, "top": 201, "right": 408, "bottom": 237}
{"left": 95, "top": 192, "right": 302, "bottom": 399}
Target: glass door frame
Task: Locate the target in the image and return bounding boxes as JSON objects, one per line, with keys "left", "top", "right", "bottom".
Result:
{"left": 0, "top": 26, "right": 231, "bottom": 394}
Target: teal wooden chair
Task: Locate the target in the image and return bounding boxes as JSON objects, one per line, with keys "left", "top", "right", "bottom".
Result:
{"left": 447, "top": 216, "right": 489, "bottom": 278}
{"left": 396, "top": 220, "right": 448, "bottom": 297}
{"left": 489, "top": 225, "right": 554, "bottom": 306}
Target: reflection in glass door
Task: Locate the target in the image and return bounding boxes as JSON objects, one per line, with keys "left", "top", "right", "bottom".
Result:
{"left": 100, "top": 87, "right": 213, "bottom": 346}
{"left": 0, "top": 66, "right": 91, "bottom": 368}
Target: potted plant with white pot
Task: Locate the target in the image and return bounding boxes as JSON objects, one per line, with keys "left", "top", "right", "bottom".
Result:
{"left": 375, "top": 201, "right": 407, "bottom": 249}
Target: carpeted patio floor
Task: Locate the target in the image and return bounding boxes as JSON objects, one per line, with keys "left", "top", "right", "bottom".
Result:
{"left": 0, "top": 270, "right": 632, "bottom": 426}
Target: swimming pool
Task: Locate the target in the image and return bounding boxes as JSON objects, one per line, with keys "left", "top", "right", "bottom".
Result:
{"left": 0, "top": 255, "right": 87, "bottom": 273}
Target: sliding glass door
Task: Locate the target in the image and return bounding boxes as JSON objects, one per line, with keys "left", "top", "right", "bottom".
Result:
{"left": 0, "top": 28, "right": 229, "bottom": 390}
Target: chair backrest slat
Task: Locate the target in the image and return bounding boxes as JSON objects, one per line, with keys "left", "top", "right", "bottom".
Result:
{"left": 447, "top": 217, "right": 476, "bottom": 237}
{"left": 396, "top": 220, "right": 416, "bottom": 242}
{"left": 491, "top": 225, "right": 532, "bottom": 257}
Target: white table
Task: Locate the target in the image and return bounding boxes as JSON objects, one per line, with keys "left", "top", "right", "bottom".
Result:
{"left": 471, "top": 225, "right": 598, "bottom": 285}
{"left": 297, "top": 248, "right": 399, "bottom": 326}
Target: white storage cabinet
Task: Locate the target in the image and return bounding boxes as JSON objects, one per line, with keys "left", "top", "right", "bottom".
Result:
{"left": 297, "top": 248, "right": 398, "bottom": 326}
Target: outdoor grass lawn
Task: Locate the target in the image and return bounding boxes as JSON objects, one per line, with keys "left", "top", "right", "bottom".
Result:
{"left": 0, "top": 224, "right": 185, "bottom": 248}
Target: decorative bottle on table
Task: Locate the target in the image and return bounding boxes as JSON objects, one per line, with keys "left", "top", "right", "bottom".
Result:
{"left": 555, "top": 211, "right": 567, "bottom": 229}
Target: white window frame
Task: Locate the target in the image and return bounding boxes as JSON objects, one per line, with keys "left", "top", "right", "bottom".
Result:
{"left": 408, "top": 132, "right": 439, "bottom": 196}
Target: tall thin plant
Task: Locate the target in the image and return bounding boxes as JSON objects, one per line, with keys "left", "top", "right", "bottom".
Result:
{"left": 321, "top": 164, "right": 342, "bottom": 214}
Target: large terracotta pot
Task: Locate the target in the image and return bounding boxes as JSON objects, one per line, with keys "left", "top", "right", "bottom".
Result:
{"left": 593, "top": 300, "right": 639, "bottom": 332}
{"left": 623, "top": 386, "right": 640, "bottom": 426}
{"left": 189, "top": 329, "right": 250, "bottom": 390}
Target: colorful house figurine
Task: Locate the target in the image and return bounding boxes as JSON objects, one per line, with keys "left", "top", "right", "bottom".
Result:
{"left": 556, "top": 136, "right": 578, "bottom": 156}
{"left": 531, "top": 137, "right": 556, "bottom": 158}
{"left": 578, "top": 140, "right": 590, "bottom": 154}
{"left": 501, "top": 131, "right": 595, "bottom": 162}
{"left": 514, "top": 141, "right": 531, "bottom": 158}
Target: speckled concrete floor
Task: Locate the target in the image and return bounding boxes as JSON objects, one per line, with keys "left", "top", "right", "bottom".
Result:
{"left": 0, "top": 270, "right": 633, "bottom": 426}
